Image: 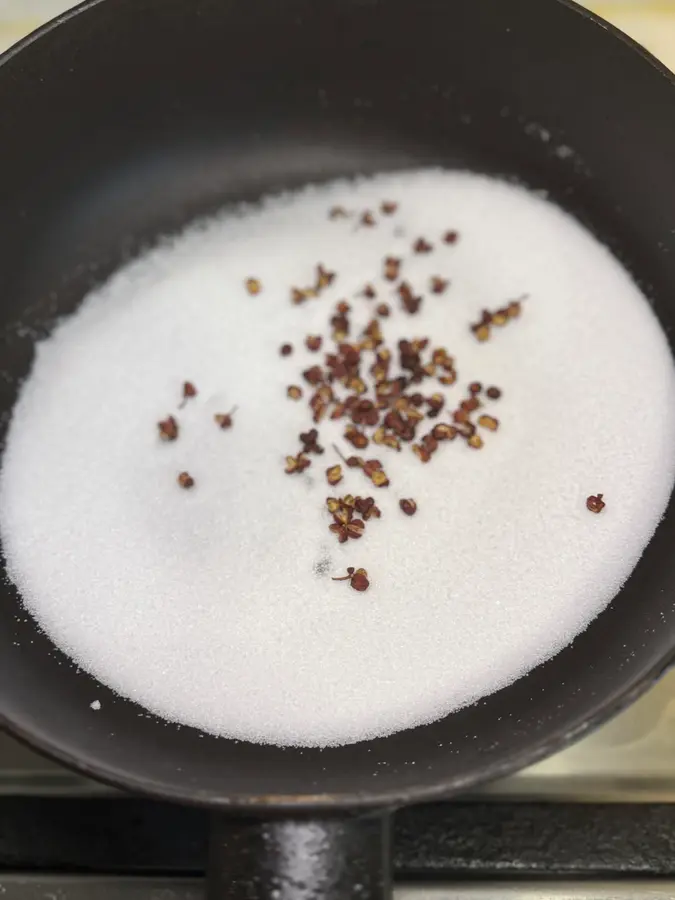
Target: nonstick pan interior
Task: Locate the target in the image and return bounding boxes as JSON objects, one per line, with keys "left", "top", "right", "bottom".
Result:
{"left": 0, "top": 0, "right": 675, "bottom": 811}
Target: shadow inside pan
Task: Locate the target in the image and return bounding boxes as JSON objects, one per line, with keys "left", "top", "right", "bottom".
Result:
{"left": 0, "top": 0, "right": 675, "bottom": 809}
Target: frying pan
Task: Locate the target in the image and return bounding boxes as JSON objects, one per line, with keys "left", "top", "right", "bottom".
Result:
{"left": 0, "top": 0, "right": 674, "bottom": 896}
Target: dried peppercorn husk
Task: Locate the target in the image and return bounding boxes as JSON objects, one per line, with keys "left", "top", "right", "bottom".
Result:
{"left": 244, "top": 277, "right": 262, "bottom": 295}
{"left": 586, "top": 493, "right": 606, "bottom": 514}
{"left": 158, "top": 416, "right": 179, "bottom": 442}
{"left": 399, "top": 498, "right": 417, "bottom": 516}
{"left": 326, "top": 464, "right": 343, "bottom": 486}
{"left": 285, "top": 453, "right": 311, "bottom": 474}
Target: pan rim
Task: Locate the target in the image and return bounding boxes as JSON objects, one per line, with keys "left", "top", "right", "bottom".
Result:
{"left": 0, "top": 0, "right": 674, "bottom": 811}
{"left": 1, "top": 654, "right": 671, "bottom": 810}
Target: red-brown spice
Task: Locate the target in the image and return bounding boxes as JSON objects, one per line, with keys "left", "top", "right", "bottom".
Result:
{"left": 399, "top": 498, "right": 417, "bottom": 517}
{"left": 430, "top": 276, "right": 449, "bottom": 294}
{"left": 214, "top": 409, "right": 236, "bottom": 429}
{"left": 413, "top": 237, "right": 433, "bottom": 254}
{"left": 285, "top": 453, "right": 312, "bottom": 475}
{"left": 350, "top": 569, "right": 370, "bottom": 592}
{"left": 332, "top": 567, "right": 370, "bottom": 592}
{"left": 158, "top": 416, "right": 179, "bottom": 442}
{"left": 305, "top": 335, "right": 323, "bottom": 353}
{"left": 383, "top": 257, "right": 401, "bottom": 281}
{"left": 182, "top": 381, "right": 197, "bottom": 402}
{"left": 303, "top": 365, "right": 324, "bottom": 386}
{"left": 326, "top": 464, "right": 343, "bottom": 486}
{"left": 300, "top": 428, "right": 324, "bottom": 455}
{"left": 586, "top": 493, "right": 606, "bottom": 514}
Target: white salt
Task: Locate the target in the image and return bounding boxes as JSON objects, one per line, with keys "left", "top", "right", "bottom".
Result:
{"left": 1, "top": 169, "right": 674, "bottom": 748}
{"left": 90, "top": 700, "right": 101, "bottom": 711}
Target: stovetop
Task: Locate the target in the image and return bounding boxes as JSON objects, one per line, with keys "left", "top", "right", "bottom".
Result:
{"left": 1, "top": 670, "right": 675, "bottom": 898}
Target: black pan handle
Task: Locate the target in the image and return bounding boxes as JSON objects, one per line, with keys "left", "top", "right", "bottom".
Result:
{"left": 208, "top": 811, "right": 393, "bottom": 899}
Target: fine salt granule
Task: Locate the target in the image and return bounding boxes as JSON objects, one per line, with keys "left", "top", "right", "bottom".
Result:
{"left": 1, "top": 169, "right": 674, "bottom": 747}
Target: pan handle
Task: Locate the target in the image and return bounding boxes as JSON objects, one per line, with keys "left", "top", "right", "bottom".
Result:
{"left": 208, "top": 811, "right": 393, "bottom": 899}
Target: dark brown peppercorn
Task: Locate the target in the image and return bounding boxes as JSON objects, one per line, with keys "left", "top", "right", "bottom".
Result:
{"left": 305, "top": 335, "right": 323, "bottom": 353}
{"left": 399, "top": 498, "right": 417, "bottom": 517}
{"left": 443, "top": 230, "right": 459, "bottom": 244}
{"left": 177, "top": 471, "right": 194, "bottom": 489}
{"left": 360, "top": 211, "right": 376, "bottom": 227}
{"left": 287, "top": 385, "right": 303, "bottom": 401}
{"left": 158, "top": 416, "right": 179, "bottom": 442}
{"left": 182, "top": 381, "right": 197, "bottom": 400}
{"left": 303, "top": 365, "right": 324, "bottom": 386}
{"left": 413, "top": 237, "right": 433, "bottom": 254}
{"left": 412, "top": 443, "right": 431, "bottom": 463}
{"left": 399, "top": 281, "right": 422, "bottom": 315}
{"left": 332, "top": 567, "right": 370, "bottom": 591}
{"left": 586, "top": 493, "right": 606, "bottom": 514}
{"left": 345, "top": 426, "right": 369, "bottom": 450}
{"left": 486, "top": 386, "right": 502, "bottom": 400}
{"left": 432, "top": 423, "right": 456, "bottom": 441}
{"left": 280, "top": 343, "right": 293, "bottom": 357}
{"left": 469, "top": 382, "right": 482, "bottom": 395}
{"left": 329, "top": 511, "right": 365, "bottom": 543}
{"left": 381, "top": 201, "right": 398, "bottom": 215}
{"left": 376, "top": 303, "right": 391, "bottom": 318}
{"left": 354, "top": 496, "right": 380, "bottom": 520}
{"left": 430, "top": 276, "right": 449, "bottom": 294}
{"left": 350, "top": 569, "right": 370, "bottom": 592}
{"left": 461, "top": 396, "right": 480, "bottom": 413}
{"left": 383, "top": 257, "right": 401, "bottom": 281}
{"left": 214, "top": 411, "right": 235, "bottom": 429}
{"left": 361, "top": 284, "right": 377, "bottom": 299}
{"left": 300, "top": 429, "right": 324, "bottom": 455}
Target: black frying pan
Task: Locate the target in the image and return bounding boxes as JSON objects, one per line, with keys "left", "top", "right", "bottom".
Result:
{"left": 1, "top": 0, "right": 675, "bottom": 897}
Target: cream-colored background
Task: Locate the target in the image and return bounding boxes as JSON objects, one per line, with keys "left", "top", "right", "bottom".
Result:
{"left": 0, "top": 2, "right": 675, "bottom": 70}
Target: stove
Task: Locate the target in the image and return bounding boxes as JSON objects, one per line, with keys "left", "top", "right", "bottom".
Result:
{"left": 2, "top": 670, "right": 675, "bottom": 897}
